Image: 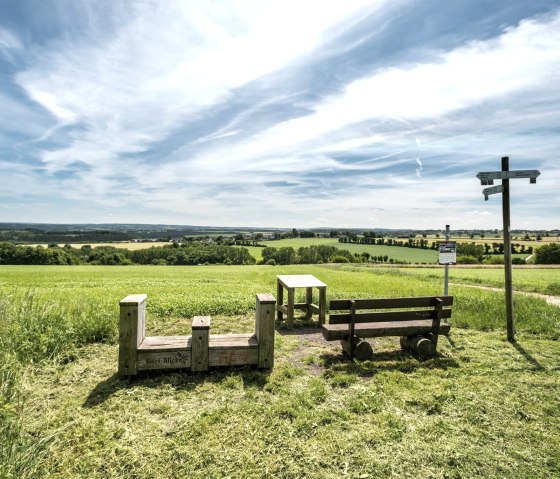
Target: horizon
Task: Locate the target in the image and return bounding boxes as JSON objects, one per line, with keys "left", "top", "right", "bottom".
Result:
{"left": 1, "top": 221, "right": 558, "bottom": 233}
{"left": 1, "top": 1, "right": 559, "bottom": 229}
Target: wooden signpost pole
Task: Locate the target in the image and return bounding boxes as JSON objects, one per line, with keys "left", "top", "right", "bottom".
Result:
{"left": 501, "top": 157, "right": 515, "bottom": 342}
{"left": 476, "top": 158, "right": 540, "bottom": 343}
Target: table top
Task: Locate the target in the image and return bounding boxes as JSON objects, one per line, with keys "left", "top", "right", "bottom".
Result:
{"left": 276, "top": 274, "right": 327, "bottom": 288}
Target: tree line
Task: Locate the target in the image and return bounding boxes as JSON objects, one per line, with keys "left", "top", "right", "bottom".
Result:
{"left": 0, "top": 242, "right": 255, "bottom": 266}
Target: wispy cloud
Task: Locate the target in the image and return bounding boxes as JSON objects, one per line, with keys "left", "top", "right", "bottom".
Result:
{"left": 1, "top": 1, "right": 559, "bottom": 228}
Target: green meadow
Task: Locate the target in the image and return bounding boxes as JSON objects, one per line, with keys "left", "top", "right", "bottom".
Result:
{"left": 246, "top": 238, "right": 439, "bottom": 263}
{"left": 1, "top": 264, "right": 559, "bottom": 478}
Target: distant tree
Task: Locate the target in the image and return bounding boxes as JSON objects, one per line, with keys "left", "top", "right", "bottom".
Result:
{"left": 534, "top": 244, "right": 560, "bottom": 264}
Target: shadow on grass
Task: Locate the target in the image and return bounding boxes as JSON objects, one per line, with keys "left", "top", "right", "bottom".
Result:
{"left": 84, "top": 367, "right": 271, "bottom": 408}
{"left": 276, "top": 324, "right": 322, "bottom": 336}
{"left": 318, "top": 349, "right": 460, "bottom": 377}
{"left": 510, "top": 340, "right": 545, "bottom": 371}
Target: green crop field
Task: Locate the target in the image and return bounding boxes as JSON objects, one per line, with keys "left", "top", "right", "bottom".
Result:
{"left": 250, "top": 238, "right": 439, "bottom": 263}
{"left": 1, "top": 265, "right": 559, "bottom": 478}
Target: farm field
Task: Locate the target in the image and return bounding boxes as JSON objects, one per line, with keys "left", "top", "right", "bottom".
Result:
{"left": 1, "top": 264, "right": 559, "bottom": 478}
{"left": 256, "top": 238, "right": 439, "bottom": 263}
{"left": 30, "top": 241, "right": 172, "bottom": 250}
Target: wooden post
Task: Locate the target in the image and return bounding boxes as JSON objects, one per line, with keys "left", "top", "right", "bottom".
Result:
{"left": 348, "top": 300, "right": 356, "bottom": 360}
{"left": 119, "top": 294, "right": 147, "bottom": 377}
{"left": 501, "top": 156, "right": 515, "bottom": 342}
{"left": 287, "top": 287, "right": 295, "bottom": 327}
{"left": 277, "top": 281, "right": 284, "bottom": 321}
{"left": 444, "top": 224, "right": 450, "bottom": 297}
{"left": 305, "top": 287, "right": 313, "bottom": 319}
{"left": 431, "top": 298, "right": 443, "bottom": 347}
{"left": 191, "top": 316, "right": 210, "bottom": 372}
{"left": 319, "top": 286, "right": 327, "bottom": 325}
{"left": 255, "top": 293, "right": 276, "bottom": 368}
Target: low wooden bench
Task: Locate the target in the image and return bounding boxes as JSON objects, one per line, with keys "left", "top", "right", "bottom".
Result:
{"left": 118, "top": 293, "right": 276, "bottom": 376}
{"left": 322, "top": 296, "right": 453, "bottom": 360}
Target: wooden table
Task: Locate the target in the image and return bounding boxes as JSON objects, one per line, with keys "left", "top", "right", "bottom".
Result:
{"left": 276, "top": 274, "right": 327, "bottom": 327}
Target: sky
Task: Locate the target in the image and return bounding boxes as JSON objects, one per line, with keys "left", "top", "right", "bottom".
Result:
{"left": 1, "top": 0, "right": 559, "bottom": 230}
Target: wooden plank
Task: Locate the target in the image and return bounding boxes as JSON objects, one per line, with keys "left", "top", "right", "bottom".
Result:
{"left": 137, "top": 348, "right": 191, "bottom": 370}
{"left": 208, "top": 333, "right": 258, "bottom": 367}
{"left": 322, "top": 320, "right": 451, "bottom": 341}
{"left": 208, "top": 333, "right": 258, "bottom": 348}
{"left": 277, "top": 274, "right": 327, "bottom": 288}
{"left": 191, "top": 316, "right": 210, "bottom": 372}
{"left": 209, "top": 347, "right": 258, "bottom": 367}
{"left": 329, "top": 308, "right": 452, "bottom": 324}
{"left": 118, "top": 294, "right": 146, "bottom": 376}
{"left": 256, "top": 293, "right": 275, "bottom": 369}
{"left": 138, "top": 335, "right": 190, "bottom": 351}
{"left": 329, "top": 296, "right": 454, "bottom": 311}
{"left": 278, "top": 305, "right": 288, "bottom": 314}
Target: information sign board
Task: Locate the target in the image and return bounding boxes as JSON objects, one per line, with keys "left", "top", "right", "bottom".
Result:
{"left": 439, "top": 241, "right": 457, "bottom": 265}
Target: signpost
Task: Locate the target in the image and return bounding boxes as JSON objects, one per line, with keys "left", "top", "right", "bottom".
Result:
{"left": 476, "top": 157, "right": 540, "bottom": 342}
{"left": 439, "top": 225, "right": 454, "bottom": 298}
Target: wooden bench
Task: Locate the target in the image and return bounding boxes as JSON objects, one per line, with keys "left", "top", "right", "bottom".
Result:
{"left": 322, "top": 296, "right": 453, "bottom": 360}
{"left": 118, "top": 293, "right": 276, "bottom": 376}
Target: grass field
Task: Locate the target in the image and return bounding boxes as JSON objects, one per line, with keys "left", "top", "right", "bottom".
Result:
{"left": 1, "top": 264, "right": 559, "bottom": 478}
{"left": 253, "top": 238, "right": 439, "bottom": 263}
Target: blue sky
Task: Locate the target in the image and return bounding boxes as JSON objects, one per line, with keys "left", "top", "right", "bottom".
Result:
{"left": 1, "top": 0, "right": 559, "bottom": 229}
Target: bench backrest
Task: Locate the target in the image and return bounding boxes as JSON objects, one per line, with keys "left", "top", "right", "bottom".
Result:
{"left": 328, "top": 296, "right": 453, "bottom": 325}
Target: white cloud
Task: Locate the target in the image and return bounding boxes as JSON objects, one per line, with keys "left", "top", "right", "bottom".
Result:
{"left": 4, "top": 3, "right": 560, "bottom": 228}
{"left": 15, "top": 0, "right": 379, "bottom": 170}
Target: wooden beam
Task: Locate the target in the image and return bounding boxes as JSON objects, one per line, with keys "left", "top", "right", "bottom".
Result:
{"left": 329, "top": 308, "right": 452, "bottom": 324}
{"left": 191, "top": 316, "right": 210, "bottom": 372}
{"left": 118, "top": 294, "right": 147, "bottom": 377}
{"left": 322, "top": 320, "right": 451, "bottom": 341}
{"left": 329, "top": 296, "right": 453, "bottom": 311}
{"left": 208, "top": 334, "right": 258, "bottom": 367}
{"left": 255, "top": 293, "right": 276, "bottom": 369}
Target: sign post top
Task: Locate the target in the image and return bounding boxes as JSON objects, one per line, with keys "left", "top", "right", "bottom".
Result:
{"left": 476, "top": 170, "right": 540, "bottom": 185}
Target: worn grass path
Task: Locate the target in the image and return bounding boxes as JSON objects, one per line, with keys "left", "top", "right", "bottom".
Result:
{"left": 23, "top": 325, "right": 560, "bottom": 479}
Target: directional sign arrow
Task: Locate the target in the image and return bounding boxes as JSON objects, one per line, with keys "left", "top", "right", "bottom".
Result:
{"left": 483, "top": 185, "right": 503, "bottom": 201}
{"left": 476, "top": 170, "right": 540, "bottom": 181}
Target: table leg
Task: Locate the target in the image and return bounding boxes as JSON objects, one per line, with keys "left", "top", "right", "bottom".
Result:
{"left": 277, "top": 281, "right": 284, "bottom": 321}
{"left": 287, "top": 287, "right": 295, "bottom": 328}
{"left": 319, "top": 287, "right": 326, "bottom": 325}
{"left": 305, "top": 287, "right": 313, "bottom": 319}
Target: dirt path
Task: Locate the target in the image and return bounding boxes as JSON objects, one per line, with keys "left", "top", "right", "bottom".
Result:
{"left": 449, "top": 282, "right": 560, "bottom": 307}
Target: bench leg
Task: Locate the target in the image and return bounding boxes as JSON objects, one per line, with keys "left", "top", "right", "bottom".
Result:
{"left": 340, "top": 338, "right": 373, "bottom": 361}
{"left": 404, "top": 335, "right": 436, "bottom": 358}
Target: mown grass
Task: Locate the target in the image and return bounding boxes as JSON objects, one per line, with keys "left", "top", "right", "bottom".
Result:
{"left": 1, "top": 264, "right": 559, "bottom": 478}
{"left": 19, "top": 331, "right": 560, "bottom": 478}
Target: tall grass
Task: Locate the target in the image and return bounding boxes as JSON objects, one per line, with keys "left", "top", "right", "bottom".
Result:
{"left": 0, "top": 290, "right": 116, "bottom": 478}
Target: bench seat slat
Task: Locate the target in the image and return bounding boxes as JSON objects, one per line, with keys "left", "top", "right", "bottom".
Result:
{"left": 329, "top": 308, "right": 452, "bottom": 324}
{"left": 322, "top": 320, "right": 451, "bottom": 341}
{"left": 329, "top": 296, "right": 453, "bottom": 311}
